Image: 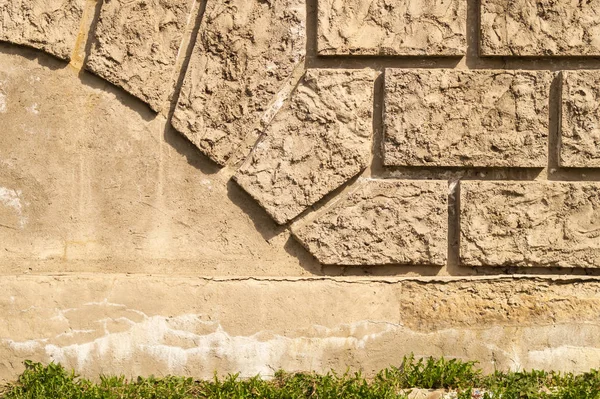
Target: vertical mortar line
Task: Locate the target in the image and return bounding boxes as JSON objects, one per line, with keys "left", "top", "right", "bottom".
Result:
{"left": 446, "top": 179, "right": 462, "bottom": 276}
{"left": 463, "top": 0, "right": 480, "bottom": 69}
{"left": 164, "top": 0, "right": 208, "bottom": 120}
{"left": 304, "top": 0, "right": 318, "bottom": 68}
{"left": 368, "top": 70, "right": 385, "bottom": 177}
{"left": 463, "top": 0, "right": 505, "bottom": 70}
{"left": 69, "top": 0, "right": 103, "bottom": 71}
{"left": 547, "top": 71, "right": 563, "bottom": 180}
{"left": 79, "top": 0, "right": 104, "bottom": 69}
{"left": 556, "top": 72, "right": 563, "bottom": 174}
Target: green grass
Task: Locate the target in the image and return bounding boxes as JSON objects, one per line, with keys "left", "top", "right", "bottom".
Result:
{"left": 2, "top": 356, "right": 600, "bottom": 398}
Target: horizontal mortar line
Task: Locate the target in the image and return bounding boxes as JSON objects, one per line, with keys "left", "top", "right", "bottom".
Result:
{"left": 371, "top": 176, "right": 600, "bottom": 182}
{"left": 370, "top": 176, "right": 600, "bottom": 182}
{"left": 306, "top": 55, "right": 600, "bottom": 70}
{"left": 0, "top": 273, "right": 600, "bottom": 283}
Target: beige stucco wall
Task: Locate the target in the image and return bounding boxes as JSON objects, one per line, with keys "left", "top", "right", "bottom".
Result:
{"left": 2, "top": 0, "right": 600, "bottom": 381}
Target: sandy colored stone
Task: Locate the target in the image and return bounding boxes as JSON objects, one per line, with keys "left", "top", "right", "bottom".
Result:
{"left": 461, "top": 181, "right": 600, "bottom": 268}
{"left": 171, "top": 0, "right": 306, "bottom": 166}
{"left": 234, "top": 69, "right": 374, "bottom": 225}
{"left": 481, "top": 0, "right": 600, "bottom": 56}
{"left": 85, "top": 0, "right": 194, "bottom": 111}
{"left": 317, "top": 0, "right": 466, "bottom": 56}
{"left": 2, "top": 275, "right": 600, "bottom": 382}
{"left": 383, "top": 69, "right": 551, "bottom": 167}
{"left": 292, "top": 179, "right": 448, "bottom": 266}
{"left": 0, "top": 0, "right": 84, "bottom": 60}
{"left": 561, "top": 70, "right": 600, "bottom": 168}
{"left": 0, "top": 49, "right": 322, "bottom": 277}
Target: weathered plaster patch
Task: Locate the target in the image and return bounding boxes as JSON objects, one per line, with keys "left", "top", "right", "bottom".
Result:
{"left": 5, "top": 301, "right": 397, "bottom": 377}
{"left": 40, "top": 310, "right": 396, "bottom": 377}
{"left": 28, "top": 75, "right": 40, "bottom": 85}
{"left": 0, "top": 91, "right": 6, "bottom": 113}
{"left": 25, "top": 103, "right": 39, "bottom": 114}
{"left": 0, "top": 186, "right": 27, "bottom": 227}
{"left": 4, "top": 339, "right": 47, "bottom": 352}
{"left": 527, "top": 346, "right": 600, "bottom": 370}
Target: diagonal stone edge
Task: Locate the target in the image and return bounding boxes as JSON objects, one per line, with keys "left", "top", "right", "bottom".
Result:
{"left": 233, "top": 68, "right": 375, "bottom": 225}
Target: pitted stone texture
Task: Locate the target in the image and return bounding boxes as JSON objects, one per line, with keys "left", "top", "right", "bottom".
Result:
{"left": 481, "top": 0, "right": 600, "bottom": 56}
{"left": 461, "top": 181, "right": 600, "bottom": 268}
{"left": 234, "top": 69, "right": 374, "bottom": 225}
{"left": 383, "top": 69, "right": 551, "bottom": 167}
{"left": 172, "top": 0, "right": 306, "bottom": 166}
{"left": 292, "top": 179, "right": 448, "bottom": 266}
{"left": 0, "top": 0, "right": 84, "bottom": 60}
{"left": 85, "top": 0, "right": 194, "bottom": 111}
{"left": 561, "top": 71, "right": 600, "bottom": 168}
{"left": 317, "top": 0, "right": 466, "bottom": 56}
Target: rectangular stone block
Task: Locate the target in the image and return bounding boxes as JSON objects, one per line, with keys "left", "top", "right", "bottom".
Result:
{"left": 383, "top": 69, "right": 552, "bottom": 167}
{"left": 481, "top": 0, "right": 600, "bottom": 56}
{"left": 172, "top": 0, "right": 306, "bottom": 166}
{"left": 292, "top": 179, "right": 448, "bottom": 266}
{"left": 461, "top": 181, "right": 600, "bottom": 268}
{"left": 561, "top": 70, "right": 600, "bottom": 168}
{"left": 86, "top": 0, "right": 195, "bottom": 111}
{"left": 317, "top": 0, "right": 466, "bottom": 56}
{"left": 0, "top": 0, "right": 85, "bottom": 60}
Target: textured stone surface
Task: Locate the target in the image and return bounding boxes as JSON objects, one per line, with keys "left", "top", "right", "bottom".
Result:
{"left": 4, "top": 0, "right": 600, "bottom": 382}
{"left": 234, "top": 69, "right": 374, "bottom": 225}
{"left": 85, "top": 0, "right": 194, "bottom": 111}
{"left": 383, "top": 69, "right": 551, "bottom": 167}
{"left": 481, "top": 0, "right": 600, "bottom": 56}
{"left": 461, "top": 181, "right": 600, "bottom": 268}
{"left": 0, "top": 0, "right": 84, "bottom": 60}
{"left": 561, "top": 70, "right": 600, "bottom": 168}
{"left": 317, "top": 0, "right": 466, "bottom": 56}
{"left": 292, "top": 179, "right": 448, "bottom": 266}
{"left": 172, "top": 0, "right": 306, "bottom": 166}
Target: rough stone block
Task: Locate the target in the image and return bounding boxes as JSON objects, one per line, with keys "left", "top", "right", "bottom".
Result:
{"left": 292, "top": 179, "right": 448, "bottom": 266}
{"left": 0, "top": 0, "right": 85, "bottom": 60}
{"left": 317, "top": 0, "right": 466, "bottom": 56}
{"left": 234, "top": 69, "right": 374, "bottom": 225}
{"left": 171, "top": 0, "right": 306, "bottom": 166}
{"left": 561, "top": 70, "right": 600, "bottom": 168}
{"left": 383, "top": 69, "right": 551, "bottom": 167}
{"left": 85, "top": 0, "right": 194, "bottom": 111}
{"left": 481, "top": 0, "right": 600, "bottom": 56}
{"left": 461, "top": 181, "right": 600, "bottom": 268}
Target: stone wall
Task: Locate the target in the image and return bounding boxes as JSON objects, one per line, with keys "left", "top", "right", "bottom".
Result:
{"left": 1, "top": 0, "right": 600, "bottom": 381}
